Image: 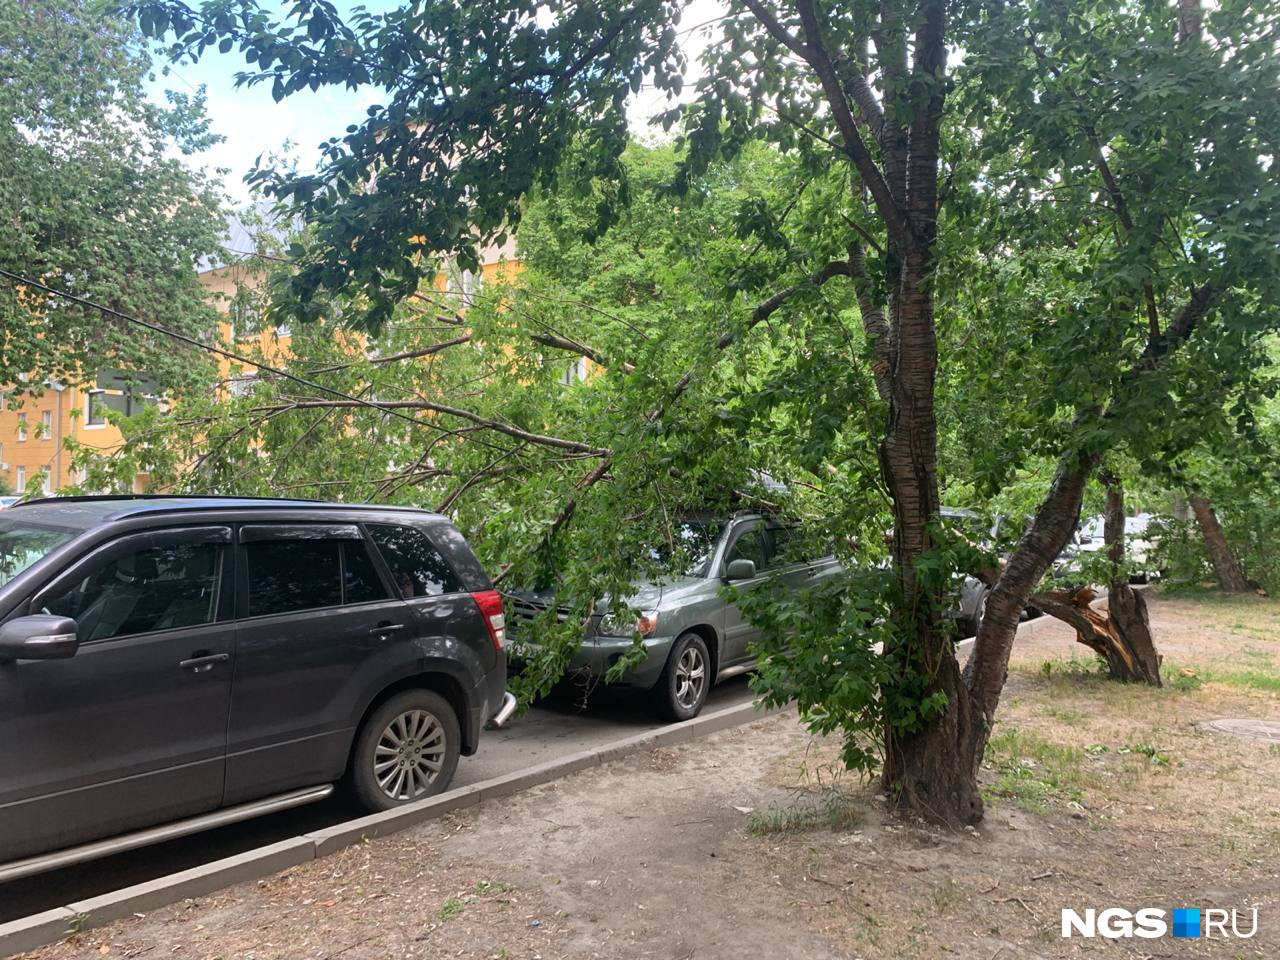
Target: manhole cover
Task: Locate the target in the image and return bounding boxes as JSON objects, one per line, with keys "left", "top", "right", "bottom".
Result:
{"left": 1200, "top": 718, "right": 1280, "bottom": 743}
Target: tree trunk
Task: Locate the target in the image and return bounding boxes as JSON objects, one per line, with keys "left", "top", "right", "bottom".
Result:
{"left": 963, "top": 450, "right": 1099, "bottom": 726}
{"left": 864, "top": 0, "right": 987, "bottom": 828}
{"left": 1033, "top": 585, "right": 1162, "bottom": 684}
{"left": 1190, "top": 495, "right": 1250, "bottom": 592}
{"left": 879, "top": 247, "right": 986, "bottom": 826}
{"left": 1177, "top": 0, "right": 1203, "bottom": 41}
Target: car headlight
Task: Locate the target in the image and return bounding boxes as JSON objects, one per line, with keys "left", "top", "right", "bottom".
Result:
{"left": 599, "top": 610, "right": 659, "bottom": 637}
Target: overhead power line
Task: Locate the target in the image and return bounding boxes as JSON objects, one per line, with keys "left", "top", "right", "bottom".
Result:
{"left": 0, "top": 267, "right": 426, "bottom": 428}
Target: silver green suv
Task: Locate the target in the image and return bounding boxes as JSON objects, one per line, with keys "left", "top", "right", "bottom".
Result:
{"left": 511, "top": 512, "right": 842, "bottom": 720}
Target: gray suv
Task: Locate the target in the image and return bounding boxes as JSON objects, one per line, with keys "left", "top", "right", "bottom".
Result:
{"left": 0, "top": 497, "right": 513, "bottom": 879}
{"left": 512, "top": 512, "right": 842, "bottom": 720}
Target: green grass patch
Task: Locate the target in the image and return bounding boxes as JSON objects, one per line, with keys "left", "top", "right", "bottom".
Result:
{"left": 1043, "top": 704, "right": 1087, "bottom": 725}
{"left": 983, "top": 729, "right": 1091, "bottom": 812}
{"left": 1209, "top": 669, "right": 1280, "bottom": 693}
{"left": 1037, "top": 656, "right": 1106, "bottom": 680}
{"left": 438, "top": 898, "right": 467, "bottom": 922}
{"left": 1165, "top": 657, "right": 1280, "bottom": 693}
{"left": 747, "top": 789, "right": 862, "bottom": 836}
{"left": 1120, "top": 743, "right": 1172, "bottom": 766}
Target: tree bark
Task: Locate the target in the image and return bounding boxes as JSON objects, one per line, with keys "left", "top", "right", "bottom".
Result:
{"left": 879, "top": 253, "right": 984, "bottom": 827}
{"left": 871, "top": 0, "right": 988, "bottom": 826}
{"left": 963, "top": 449, "right": 1099, "bottom": 728}
{"left": 1190, "top": 495, "right": 1250, "bottom": 592}
{"left": 1178, "top": 0, "right": 1203, "bottom": 41}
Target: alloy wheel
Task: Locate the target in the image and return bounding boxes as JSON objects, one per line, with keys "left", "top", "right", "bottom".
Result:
{"left": 374, "top": 708, "right": 446, "bottom": 802}
{"left": 674, "top": 644, "right": 707, "bottom": 710}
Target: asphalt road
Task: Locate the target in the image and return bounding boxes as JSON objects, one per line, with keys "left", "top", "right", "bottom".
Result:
{"left": 0, "top": 677, "right": 757, "bottom": 924}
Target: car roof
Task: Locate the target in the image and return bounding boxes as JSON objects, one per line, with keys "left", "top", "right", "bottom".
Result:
{"left": 7, "top": 495, "right": 444, "bottom": 530}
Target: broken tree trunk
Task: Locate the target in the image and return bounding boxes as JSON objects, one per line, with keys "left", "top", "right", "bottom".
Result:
{"left": 1031, "top": 477, "right": 1162, "bottom": 684}
{"left": 1189, "top": 495, "right": 1251, "bottom": 593}
{"left": 1034, "top": 585, "right": 1162, "bottom": 685}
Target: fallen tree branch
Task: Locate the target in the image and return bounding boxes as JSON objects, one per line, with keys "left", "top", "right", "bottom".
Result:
{"left": 249, "top": 398, "right": 609, "bottom": 456}
{"left": 529, "top": 331, "right": 634, "bottom": 373}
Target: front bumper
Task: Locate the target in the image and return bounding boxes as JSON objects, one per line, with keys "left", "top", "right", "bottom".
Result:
{"left": 512, "top": 632, "right": 677, "bottom": 691}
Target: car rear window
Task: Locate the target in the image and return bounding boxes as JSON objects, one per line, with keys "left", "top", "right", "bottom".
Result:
{"left": 343, "top": 540, "right": 389, "bottom": 604}
{"left": 246, "top": 540, "right": 342, "bottom": 616}
{"left": 368, "top": 524, "right": 462, "bottom": 598}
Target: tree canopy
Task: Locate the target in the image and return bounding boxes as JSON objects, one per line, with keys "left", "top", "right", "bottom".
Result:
{"left": 123, "top": 0, "right": 1280, "bottom": 825}
{"left": 0, "top": 0, "right": 226, "bottom": 393}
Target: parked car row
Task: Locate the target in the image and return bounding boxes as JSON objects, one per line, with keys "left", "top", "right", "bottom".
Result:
{"left": 1055, "top": 512, "right": 1159, "bottom": 583}
{"left": 0, "top": 492, "right": 1152, "bottom": 881}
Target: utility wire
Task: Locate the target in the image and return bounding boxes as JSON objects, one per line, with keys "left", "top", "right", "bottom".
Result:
{"left": 0, "top": 267, "right": 427, "bottom": 429}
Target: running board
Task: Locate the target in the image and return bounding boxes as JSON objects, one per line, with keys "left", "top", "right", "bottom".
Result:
{"left": 0, "top": 784, "right": 334, "bottom": 884}
{"left": 717, "top": 663, "right": 755, "bottom": 681}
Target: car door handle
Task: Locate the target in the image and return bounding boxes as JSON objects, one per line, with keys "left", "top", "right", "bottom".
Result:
{"left": 179, "top": 652, "right": 230, "bottom": 673}
{"left": 369, "top": 623, "right": 406, "bottom": 638}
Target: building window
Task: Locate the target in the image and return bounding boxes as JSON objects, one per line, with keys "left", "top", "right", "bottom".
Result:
{"left": 231, "top": 298, "right": 261, "bottom": 341}
{"left": 85, "top": 391, "right": 107, "bottom": 428}
{"left": 445, "top": 261, "right": 482, "bottom": 306}
{"left": 558, "top": 356, "right": 588, "bottom": 386}
{"left": 40, "top": 472, "right": 51, "bottom": 495}
{"left": 41, "top": 410, "right": 52, "bottom": 438}
{"left": 227, "top": 374, "right": 260, "bottom": 398}
{"left": 16, "top": 413, "right": 26, "bottom": 442}
{"left": 16, "top": 466, "right": 25, "bottom": 490}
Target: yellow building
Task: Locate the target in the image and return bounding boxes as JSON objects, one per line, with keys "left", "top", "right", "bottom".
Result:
{"left": 0, "top": 215, "right": 523, "bottom": 497}
{"left": 0, "top": 378, "right": 129, "bottom": 494}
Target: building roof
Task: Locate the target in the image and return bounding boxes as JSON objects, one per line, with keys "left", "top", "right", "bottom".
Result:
{"left": 197, "top": 201, "right": 299, "bottom": 274}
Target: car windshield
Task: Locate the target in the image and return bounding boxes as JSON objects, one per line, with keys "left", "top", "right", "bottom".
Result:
{"left": 0, "top": 517, "right": 76, "bottom": 586}
{"left": 648, "top": 520, "right": 723, "bottom": 578}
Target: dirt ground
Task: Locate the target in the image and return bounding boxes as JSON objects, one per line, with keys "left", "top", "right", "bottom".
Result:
{"left": 17, "top": 590, "right": 1280, "bottom": 960}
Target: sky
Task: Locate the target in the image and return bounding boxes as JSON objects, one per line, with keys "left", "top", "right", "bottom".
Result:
{"left": 147, "top": 0, "right": 727, "bottom": 204}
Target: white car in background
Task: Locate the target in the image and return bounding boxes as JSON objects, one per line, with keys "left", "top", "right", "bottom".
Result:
{"left": 0, "top": 496, "right": 21, "bottom": 509}
{"left": 1072, "top": 512, "right": 1157, "bottom": 582}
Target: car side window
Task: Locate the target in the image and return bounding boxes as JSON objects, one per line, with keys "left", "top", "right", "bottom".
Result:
{"left": 43, "top": 541, "right": 225, "bottom": 643}
{"left": 343, "top": 540, "right": 389, "bottom": 605}
{"left": 245, "top": 539, "right": 342, "bottom": 617}
{"left": 725, "top": 526, "right": 769, "bottom": 575}
{"left": 768, "top": 526, "right": 797, "bottom": 564}
{"left": 368, "top": 524, "right": 462, "bottom": 598}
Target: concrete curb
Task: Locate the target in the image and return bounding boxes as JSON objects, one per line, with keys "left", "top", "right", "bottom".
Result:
{"left": 1, "top": 698, "right": 781, "bottom": 959}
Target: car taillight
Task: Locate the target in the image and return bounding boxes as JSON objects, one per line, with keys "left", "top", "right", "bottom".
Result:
{"left": 472, "top": 590, "right": 506, "bottom": 652}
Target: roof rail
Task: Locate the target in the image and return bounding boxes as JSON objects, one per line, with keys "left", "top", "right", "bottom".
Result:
{"left": 9, "top": 494, "right": 326, "bottom": 509}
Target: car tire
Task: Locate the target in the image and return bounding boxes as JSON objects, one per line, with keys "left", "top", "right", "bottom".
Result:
{"left": 347, "top": 689, "right": 461, "bottom": 813}
{"left": 652, "top": 632, "right": 712, "bottom": 722}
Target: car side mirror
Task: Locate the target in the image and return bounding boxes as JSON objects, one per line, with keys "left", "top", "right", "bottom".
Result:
{"left": 0, "top": 614, "right": 80, "bottom": 662}
{"left": 725, "top": 558, "right": 757, "bottom": 581}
